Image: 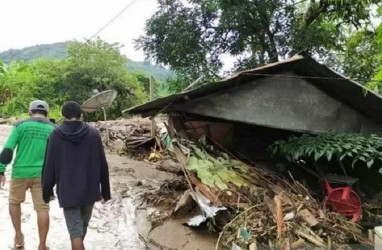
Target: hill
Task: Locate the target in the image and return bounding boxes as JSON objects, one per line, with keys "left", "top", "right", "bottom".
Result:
{"left": 0, "top": 41, "right": 173, "bottom": 81}
{"left": 0, "top": 42, "right": 69, "bottom": 64}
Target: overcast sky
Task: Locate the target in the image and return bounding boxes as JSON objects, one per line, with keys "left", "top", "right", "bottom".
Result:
{"left": 0, "top": 0, "right": 158, "bottom": 61}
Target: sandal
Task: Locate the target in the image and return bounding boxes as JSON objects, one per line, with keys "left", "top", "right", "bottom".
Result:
{"left": 14, "top": 234, "right": 24, "bottom": 249}
{"left": 14, "top": 241, "right": 24, "bottom": 249}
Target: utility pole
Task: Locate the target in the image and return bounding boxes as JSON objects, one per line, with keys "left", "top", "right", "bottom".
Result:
{"left": 150, "top": 76, "right": 156, "bottom": 137}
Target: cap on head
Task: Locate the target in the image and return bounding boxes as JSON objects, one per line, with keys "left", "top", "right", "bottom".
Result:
{"left": 62, "top": 101, "right": 82, "bottom": 119}
{"left": 29, "top": 100, "right": 49, "bottom": 113}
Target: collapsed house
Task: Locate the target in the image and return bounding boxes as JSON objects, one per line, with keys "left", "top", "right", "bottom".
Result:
{"left": 129, "top": 52, "right": 382, "bottom": 157}
{"left": 128, "top": 52, "right": 382, "bottom": 193}
{"left": 126, "top": 53, "right": 382, "bottom": 249}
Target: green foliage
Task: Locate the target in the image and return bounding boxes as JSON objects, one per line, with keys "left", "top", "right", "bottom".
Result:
{"left": 0, "top": 41, "right": 174, "bottom": 83}
{"left": 339, "top": 30, "right": 380, "bottom": 85}
{"left": 186, "top": 145, "right": 249, "bottom": 190}
{"left": 138, "top": 0, "right": 381, "bottom": 91}
{"left": 63, "top": 39, "right": 147, "bottom": 119}
{"left": 0, "top": 60, "right": 5, "bottom": 74}
{"left": 31, "top": 59, "right": 68, "bottom": 105}
{"left": 270, "top": 133, "right": 382, "bottom": 171}
{"left": 132, "top": 72, "right": 163, "bottom": 97}
{"left": 127, "top": 61, "right": 174, "bottom": 82}
{"left": 0, "top": 39, "right": 149, "bottom": 121}
{"left": 166, "top": 74, "right": 195, "bottom": 93}
{"left": 60, "top": 40, "right": 147, "bottom": 120}
{"left": 0, "top": 61, "right": 38, "bottom": 116}
{"left": 368, "top": 13, "right": 382, "bottom": 92}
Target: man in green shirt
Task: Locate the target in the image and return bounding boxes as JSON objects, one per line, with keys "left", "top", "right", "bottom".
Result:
{"left": 0, "top": 100, "right": 54, "bottom": 250}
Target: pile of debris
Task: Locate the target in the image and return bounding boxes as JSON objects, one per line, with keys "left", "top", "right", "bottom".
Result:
{"left": 0, "top": 117, "right": 18, "bottom": 125}
{"left": 90, "top": 118, "right": 156, "bottom": 157}
{"left": 168, "top": 140, "right": 374, "bottom": 250}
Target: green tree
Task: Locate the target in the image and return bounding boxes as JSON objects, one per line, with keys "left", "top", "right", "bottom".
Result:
{"left": 31, "top": 59, "right": 68, "bottom": 104}
{"left": 342, "top": 30, "right": 380, "bottom": 85}
{"left": 60, "top": 39, "right": 147, "bottom": 119}
{"left": 325, "top": 28, "right": 380, "bottom": 86}
{"left": 0, "top": 61, "right": 37, "bottom": 116}
{"left": 366, "top": 7, "right": 382, "bottom": 92}
{"left": 133, "top": 72, "right": 158, "bottom": 96}
{"left": 137, "top": 0, "right": 381, "bottom": 91}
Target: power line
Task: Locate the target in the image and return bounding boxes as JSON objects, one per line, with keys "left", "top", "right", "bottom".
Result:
{"left": 85, "top": 0, "right": 138, "bottom": 43}
{"left": 70, "top": 0, "right": 138, "bottom": 54}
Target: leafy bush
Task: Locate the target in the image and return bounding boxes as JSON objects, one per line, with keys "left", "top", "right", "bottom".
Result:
{"left": 270, "top": 133, "right": 382, "bottom": 171}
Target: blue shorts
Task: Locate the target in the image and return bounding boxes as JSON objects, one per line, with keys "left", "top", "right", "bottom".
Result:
{"left": 63, "top": 203, "right": 94, "bottom": 239}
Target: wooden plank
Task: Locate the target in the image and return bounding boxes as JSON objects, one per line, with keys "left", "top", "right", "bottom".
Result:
{"left": 275, "top": 195, "right": 284, "bottom": 238}
{"left": 188, "top": 172, "right": 222, "bottom": 205}
{"left": 297, "top": 209, "right": 319, "bottom": 227}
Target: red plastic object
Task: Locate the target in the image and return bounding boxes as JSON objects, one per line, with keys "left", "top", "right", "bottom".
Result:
{"left": 323, "top": 180, "right": 362, "bottom": 222}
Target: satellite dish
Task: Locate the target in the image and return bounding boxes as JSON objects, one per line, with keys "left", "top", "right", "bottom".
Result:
{"left": 81, "top": 90, "right": 118, "bottom": 144}
{"left": 81, "top": 90, "right": 117, "bottom": 113}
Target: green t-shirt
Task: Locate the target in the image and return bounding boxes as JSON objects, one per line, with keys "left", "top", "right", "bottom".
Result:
{"left": 0, "top": 117, "right": 55, "bottom": 179}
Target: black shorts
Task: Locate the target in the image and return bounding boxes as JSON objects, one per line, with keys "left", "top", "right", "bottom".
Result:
{"left": 63, "top": 203, "right": 95, "bottom": 239}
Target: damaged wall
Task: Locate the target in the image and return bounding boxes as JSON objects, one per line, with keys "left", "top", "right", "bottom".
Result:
{"left": 173, "top": 115, "right": 297, "bottom": 162}
{"left": 184, "top": 121, "right": 232, "bottom": 146}
{"left": 173, "top": 72, "right": 382, "bottom": 135}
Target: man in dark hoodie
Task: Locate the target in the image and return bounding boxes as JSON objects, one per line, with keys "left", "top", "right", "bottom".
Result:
{"left": 42, "top": 101, "right": 111, "bottom": 250}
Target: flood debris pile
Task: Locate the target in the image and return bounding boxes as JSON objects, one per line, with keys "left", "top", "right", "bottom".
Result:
{"left": 0, "top": 118, "right": 7, "bottom": 124}
{"left": 143, "top": 177, "right": 188, "bottom": 208}
{"left": 90, "top": 118, "right": 155, "bottom": 157}
{"left": 0, "top": 117, "right": 17, "bottom": 124}
{"left": 170, "top": 141, "right": 373, "bottom": 250}
{"left": 139, "top": 175, "right": 190, "bottom": 229}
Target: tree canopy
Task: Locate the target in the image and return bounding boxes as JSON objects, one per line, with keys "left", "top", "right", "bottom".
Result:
{"left": 137, "top": 0, "right": 382, "bottom": 92}
{"left": 368, "top": 9, "right": 382, "bottom": 92}
{"left": 0, "top": 39, "right": 149, "bottom": 120}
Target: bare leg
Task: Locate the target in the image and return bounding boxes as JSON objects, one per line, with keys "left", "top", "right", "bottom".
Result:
{"left": 9, "top": 204, "right": 24, "bottom": 245}
{"left": 71, "top": 238, "right": 85, "bottom": 250}
{"left": 37, "top": 211, "right": 49, "bottom": 250}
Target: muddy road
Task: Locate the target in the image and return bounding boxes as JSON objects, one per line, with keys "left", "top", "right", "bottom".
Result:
{"left": 0, "top": 125, "right": 217, "bottom": 249}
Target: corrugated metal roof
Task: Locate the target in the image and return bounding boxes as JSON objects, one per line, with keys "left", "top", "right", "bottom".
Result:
{"left": 125, "top": 53, "right": 382, "bottom": 125}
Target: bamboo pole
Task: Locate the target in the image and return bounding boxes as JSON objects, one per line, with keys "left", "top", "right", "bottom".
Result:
{"left": 150, "top": 76, "right": 156, "bottom": 137}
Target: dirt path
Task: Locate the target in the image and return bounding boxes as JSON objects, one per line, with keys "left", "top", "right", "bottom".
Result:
{"left": 0, "top": 125, "right": 217, "bottom": 249}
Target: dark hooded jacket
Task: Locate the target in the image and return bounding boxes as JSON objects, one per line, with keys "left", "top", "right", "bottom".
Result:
{"left": 42, "top": 121, "right": 111, "bottom": 208}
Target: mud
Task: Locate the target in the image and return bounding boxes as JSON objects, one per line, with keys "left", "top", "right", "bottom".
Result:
{"left": 0, "top": 125, "right": 217, "bottom": 249}
{"left": 108, "top": 155, "right": 218, "bottom": 250}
